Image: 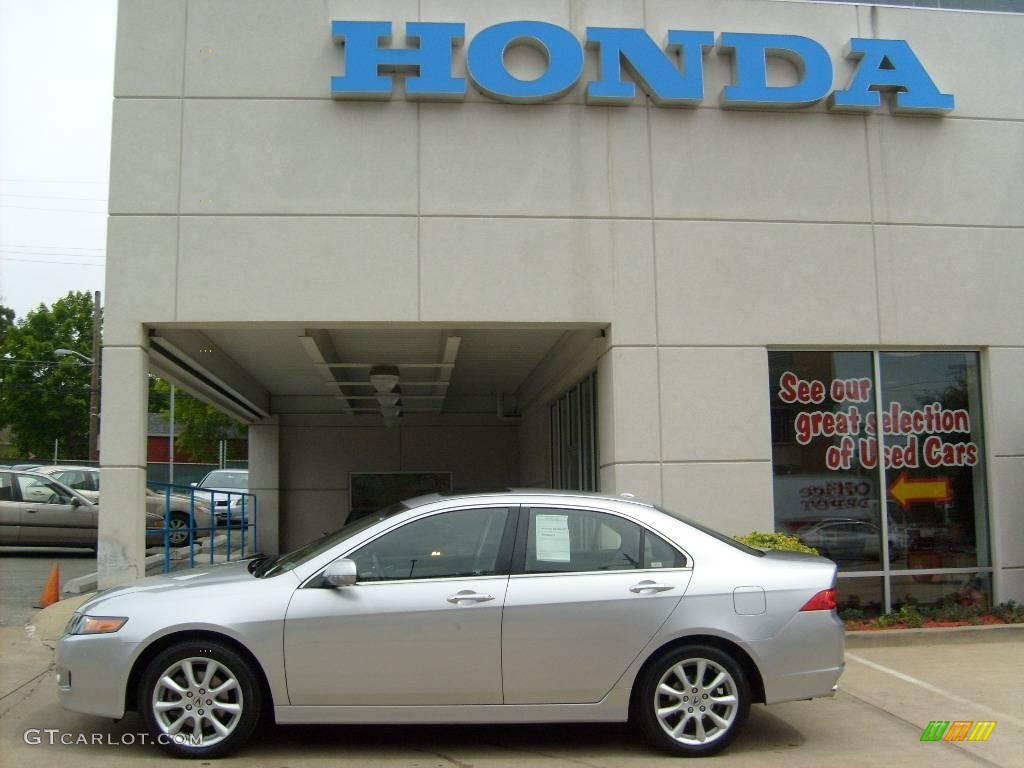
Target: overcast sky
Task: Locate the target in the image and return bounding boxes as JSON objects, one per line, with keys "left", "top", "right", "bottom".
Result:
{"left": 0, "top": 0, "right": 116, "bottom": 320}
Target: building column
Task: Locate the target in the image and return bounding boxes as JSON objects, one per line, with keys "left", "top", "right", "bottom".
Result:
{"left": 97, "top": 343, "right": 150, "bottom": 588}
{"left": 249, "top": 417, "right": 280, "bottom": 556}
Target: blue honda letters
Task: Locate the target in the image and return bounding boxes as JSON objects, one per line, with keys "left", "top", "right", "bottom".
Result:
{"left": 331, "top": 21, "right": 953, "bottom": 114}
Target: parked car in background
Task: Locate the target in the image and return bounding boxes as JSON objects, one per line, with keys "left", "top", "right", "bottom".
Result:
{"left": 145, "top": 488, "right": 215, "bottom": 548}
{"left": 0, "top": 469, "right": 165, "bottom": 548}
{"left": 56, "top": 490, "right": 843, "bottom": 759}
{"left": 795, "top": 518, "right": 906, "bottom": 566}
{"left": 31, "top": 465, "right": 100, "bottom": 502}
{"left": 27, "top": 466, "right": 213, "bottom": 547}
{"left": 191, "top": 469, "right": 250, "bottom": 525}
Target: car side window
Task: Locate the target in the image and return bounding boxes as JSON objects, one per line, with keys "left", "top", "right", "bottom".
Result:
{"left": 16, "top": 475, "right": 73, "bottom": 505}
{"left": 524, "top": 508, "right": 642, "bottom": 573}
{"left": 643, "top": 530, "right": 688, "bottom": 569}
{"left": 350, "top": 507, "right": 510, "bottom": 582}
{"left": 56, "top": 470, "right": 93, "bottom": 491}
{"left": 0, "top": 472, "right": 13, "bottom": 502}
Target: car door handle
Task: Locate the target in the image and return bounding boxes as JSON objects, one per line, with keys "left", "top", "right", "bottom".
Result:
{"left": 26, "top": 509, "right": 37, "bottom": 514}
{"left": 446, "top": 590, "right": 495, "bottom": 604}
{"left": 629, "top": 581, "right": 675, "bottom": 594}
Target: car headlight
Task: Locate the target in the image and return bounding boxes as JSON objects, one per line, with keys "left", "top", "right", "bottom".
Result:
{"left": 69, "top": 615, "right": 129, "bottom": 635}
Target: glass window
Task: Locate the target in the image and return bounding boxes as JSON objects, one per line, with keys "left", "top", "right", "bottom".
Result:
{"left": 351, "top": 507, "right": 510, "bottom": 581}
{"left": 0, "top": 472, "right": 14, "bottom": 502}
{"left": 54, "top": 470, "right": 97, "bottom": 491}
{"left": 16, "top": 475, "right": 73, "bottom": 505}
{"left": 836, "top": 577, "right": 885, "bottom": 621}
{"left": 643, "top": 531, "right": 687, "bottom": 569}
{"left": 879, "top": 352, "right": 988, "bottom": 571}
{"left": 525, "top": 508, "right": 642, "bottom": 573}
{"left": 768, "top": 351, "right": 991, "bottom": 614}
{"left": 769, "top": 351, "right": 882, "bottom": 571}
{"left": 890, "top": 573, "right": 992, "bottom": 613}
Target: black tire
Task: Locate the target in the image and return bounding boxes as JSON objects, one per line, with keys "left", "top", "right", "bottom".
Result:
{"left": 138, "top": 640, "right": 261, "bottom": 758}
{"left": 166, "top": 513, "right": 192, "bottom": 548}
{"left": 634, "top": 644, "right": 751, "bottom": 757}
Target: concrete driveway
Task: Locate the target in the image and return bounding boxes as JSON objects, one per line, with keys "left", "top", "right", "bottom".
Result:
{"left": 1, "top": 599, "right": 1020, "bottom": 767}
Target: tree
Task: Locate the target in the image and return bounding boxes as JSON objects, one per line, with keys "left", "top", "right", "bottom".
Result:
{"left": 0, "top": 305, "right": 13, "bottom": 345}
{"left": 151, "top": 379, "right": 245, "bottom": 463}
{"left": 0, "top": 292, "right": 95, "bottom": 458}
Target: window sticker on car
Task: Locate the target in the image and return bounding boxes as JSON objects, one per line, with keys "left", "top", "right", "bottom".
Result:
{"left": 652, "top": 561, "right": 663, "bottom": 568}
{"left": 535, "top": 514, "right": 571, "bottom": 562}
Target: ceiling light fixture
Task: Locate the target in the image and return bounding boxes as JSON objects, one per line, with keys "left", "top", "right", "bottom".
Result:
{"left": 369, "top": 365, "right": 400, "bottom": 393}
{"left": 376, "top": 392, "right": 401, "bottom": 407}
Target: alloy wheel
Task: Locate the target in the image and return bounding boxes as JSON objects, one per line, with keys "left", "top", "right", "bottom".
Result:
{"left": 653, "top": 657, "right": 739, "bottom": 745}
{"left": 151, "top": 657, "right": 243, "bottom": 747}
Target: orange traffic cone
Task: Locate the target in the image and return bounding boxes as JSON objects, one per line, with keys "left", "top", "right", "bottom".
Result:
{"left": 36, "top": 563, "right": 61, "bottom": 608}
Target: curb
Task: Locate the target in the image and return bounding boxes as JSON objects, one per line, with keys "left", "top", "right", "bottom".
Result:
{"left": 845, "top": 622, "right": 1024, "bottom": 648}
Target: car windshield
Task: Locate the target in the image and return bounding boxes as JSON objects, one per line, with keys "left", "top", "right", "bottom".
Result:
{"left": 256, "top": 502, "right": 409, "bottom": 578}
{"left": 199, "top": 471, "right": 247, "bottom": 489}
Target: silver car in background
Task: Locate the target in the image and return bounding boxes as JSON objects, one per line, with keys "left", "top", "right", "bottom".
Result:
{"left": 56, "top": 490, "right": 843, "bottom": 759}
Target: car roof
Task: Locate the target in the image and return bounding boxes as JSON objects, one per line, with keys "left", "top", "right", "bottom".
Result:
{"left": 34, "top": 465, "right": 98, "bottom": 472}
{"left": 407, "top": 488, "right": 656, "bottom": 509}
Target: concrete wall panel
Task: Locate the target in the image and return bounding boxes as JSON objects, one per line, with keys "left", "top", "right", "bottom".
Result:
{"left": 180, "top": 100, "right": 418, "bottom": 215}
{"left": 661, "top": 461, "right": 774, "bottom": 536}
{"left": 109, "top": 99, "right": 181, "bottom": 214}
{"left": 420, "top": 103, "right": 651, "bottom": 218}
{"left": 875, "top": 226, "right": 1024, "bottom": 346}
{"left": 177, "top": 217, "right": 419, "bottom": 321}
{"left": 659, "top": 347, "right": 772, "bottom": 463}
{"left": 114, "top": 0, "right": 187, "bottom": 97}
{"left": 655, "top": 221, "right": 879, "bottom": 346}
{"left": 104, "top": 217, "right": 179, "bottom": 346}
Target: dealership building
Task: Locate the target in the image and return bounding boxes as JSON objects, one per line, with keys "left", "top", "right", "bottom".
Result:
{"left": 99, "top": 0, "right": 1024, "bottom": 614}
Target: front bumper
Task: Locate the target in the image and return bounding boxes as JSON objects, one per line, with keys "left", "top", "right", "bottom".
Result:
{"left": 55, "top": 631, "right": 138, "bottom": 719}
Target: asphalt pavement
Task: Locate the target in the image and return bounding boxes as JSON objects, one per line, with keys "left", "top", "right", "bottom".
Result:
{"left": 0, "top": 550, "right": 95, "bottom": 627}
{"left": 0, "top": 598, "right": 1020, "bottom": 768}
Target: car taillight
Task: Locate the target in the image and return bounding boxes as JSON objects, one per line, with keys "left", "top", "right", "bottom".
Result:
{"left": 800, "top": 588, "right": 837, "bottom": 611}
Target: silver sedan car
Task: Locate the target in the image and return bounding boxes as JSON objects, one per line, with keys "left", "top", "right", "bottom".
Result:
{"left": 56, "top": 491, "right": 843, "bottom": 759}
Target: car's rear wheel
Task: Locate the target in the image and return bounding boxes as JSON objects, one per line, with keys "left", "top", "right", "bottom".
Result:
{"left": 139, "top": 640, "right": 261, "bottom": 758}
{"left": 635, "top": 644, "right": 750, "bottom": 757}
{"left": 166, "top": 513, "right": 192, "bottom": 548}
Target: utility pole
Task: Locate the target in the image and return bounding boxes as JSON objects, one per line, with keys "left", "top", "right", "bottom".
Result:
{"left": 89, "top": 290, "right": 102, "bottom": 461}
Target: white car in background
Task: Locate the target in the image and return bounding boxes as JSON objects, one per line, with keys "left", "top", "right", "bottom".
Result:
{"left": 31, "top": 465, "right": 100, "bottom": 502}
{"left": 190, "top": 469, "right": 250, "bottom": 525}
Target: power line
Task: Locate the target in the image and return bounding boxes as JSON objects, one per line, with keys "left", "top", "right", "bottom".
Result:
{"left": 0, "top": 193, "right": 107, "bottom": 202}
{"left": 0, "top": 248, "right": 106, "bottom": 259}
{"left": 0, "top": 256, "right": 105, "bottom": 267}
{"left": 0, "top": 204, "right": 107, "bottom": 214}
{"left": 0, "top": 178, "right": 108, "bottom": 185}
{"left": 0, "top": 243, "right": 105, "bottom": 251}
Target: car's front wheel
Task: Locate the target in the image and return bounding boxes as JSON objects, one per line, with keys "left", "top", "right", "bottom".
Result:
{"left": 139, "top": 640, "right": 261, "bottom": 758}
{"left": 635, "top": 644, "right": 750, "bottom": 757}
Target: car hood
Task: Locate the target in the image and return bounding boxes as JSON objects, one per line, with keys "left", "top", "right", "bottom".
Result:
{"left": 80, "top": 560, "right": 258, "bottom": 611}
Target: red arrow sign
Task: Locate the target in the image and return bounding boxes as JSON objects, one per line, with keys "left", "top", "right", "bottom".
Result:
{"left": 888, "top": 471, "right": 952, "bottom": 511}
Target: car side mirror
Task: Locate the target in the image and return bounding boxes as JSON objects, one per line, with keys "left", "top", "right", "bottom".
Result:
{"left": 71, "top": 497, "right": 83, "bottom": 508}
{"left": 321, "top": 558, "right": 358, "bottom": 588}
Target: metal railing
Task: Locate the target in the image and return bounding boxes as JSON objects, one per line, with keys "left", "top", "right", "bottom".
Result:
{"left": 146, "top": 482, "right": 259, "bottom": 573}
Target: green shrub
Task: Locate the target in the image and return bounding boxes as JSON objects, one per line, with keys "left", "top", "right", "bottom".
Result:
{"left": 992, "top": 601, "right": 1024, "bottom": 624}
{"left": 839, "top": 607, "right": 866, "bottom": 622}
{"left": 734, "top": 531, "right": 819, "bottom": 556}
